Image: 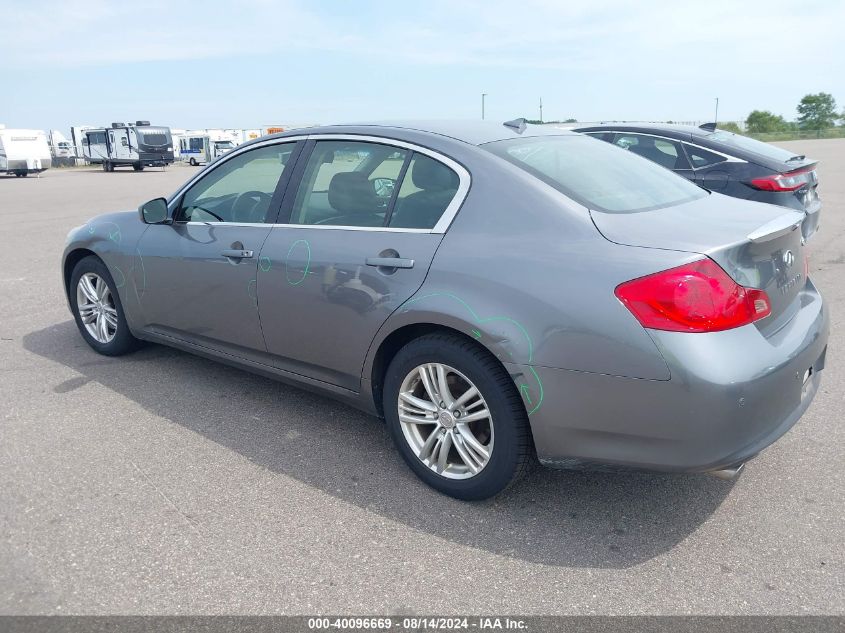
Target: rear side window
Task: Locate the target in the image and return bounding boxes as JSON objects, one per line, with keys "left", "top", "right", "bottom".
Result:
{"left": 684, "top": 144, "right": 727, "bottom": 169}
{"left": 484, "top": 135, "right": 706, "bottom": 214}
{"left": 389, "top": 154, "right": 459, "bottom": 229}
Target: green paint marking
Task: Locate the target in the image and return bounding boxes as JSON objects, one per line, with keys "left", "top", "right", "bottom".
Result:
{"left": 111, "top": 265, "right": 126, "bottom": 289}
{"left": 259, "top": 256, "right": 272, "bottom": 273}
{"left": 519, "top": 384, "right": 533, "bottom": 406}
{"left": 400, "top": 292, "right": 544, "bottom": 413}
{"left": 526, "top": 366, "right": 544, "bottom": 414}
{"left": 285, "top": 239, "right": 312, "bottom": 286}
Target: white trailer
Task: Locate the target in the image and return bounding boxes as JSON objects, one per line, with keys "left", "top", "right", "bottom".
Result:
{"left": 180, "top": 129, "right": 237, "bottom": 166}
{"left": 0, "top": 127, "right": 52, "bottom": 177}
{"left": 82, "top": 121, "right": 175, "bottom": 171}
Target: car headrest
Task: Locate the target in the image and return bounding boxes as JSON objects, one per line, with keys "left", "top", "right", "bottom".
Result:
{"left": 411, "top": 155, "right": 459, "bottom": 191}
{"left": 328, "top": 172, "right": 379, "bottom": 215}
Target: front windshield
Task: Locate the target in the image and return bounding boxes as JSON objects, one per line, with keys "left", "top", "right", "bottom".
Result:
{"left": 214, "top": 141, "right": 235, "bottom": 149}
{"left": 484, "top": 135, "right": 706, "bottom": 213}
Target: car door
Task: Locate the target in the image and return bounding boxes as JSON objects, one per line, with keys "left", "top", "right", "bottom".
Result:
{"left": 612, "top": 133, "right": 693, "bottom": 180}
{"left": 134, "top": 140, "right": 301, "bottom": 362}
{"left": 256, "top": 136, "right": 468, "bottom": 391}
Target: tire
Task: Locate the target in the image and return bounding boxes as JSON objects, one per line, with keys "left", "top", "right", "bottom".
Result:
{"left": 189, "top": 158, "right": 197, "bottom": 166}
{"left": 383, "top": 333, "right": 533, "bottom": 500}
{"left": 21, "top": 171, "right": 28, "bottom": 177}
{"left": 133, "top": 163, "right": 144, "bottom": 171}
{"left": 102, "top": 161, "right": 109, "bottom": 172}
{"left": 69, "top": 256, "right": 141, "bottom": 356}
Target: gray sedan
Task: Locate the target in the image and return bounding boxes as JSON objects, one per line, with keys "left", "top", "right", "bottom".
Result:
{"left": 62, "top": 121, "right": 829, "bottom": 499}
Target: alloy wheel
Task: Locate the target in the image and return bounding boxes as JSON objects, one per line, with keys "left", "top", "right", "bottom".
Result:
{"left": 398, "top": 363, "right": 494, "bottom": 480}
{"left": 76, "top": 272, "right": 118, "bottom": 344}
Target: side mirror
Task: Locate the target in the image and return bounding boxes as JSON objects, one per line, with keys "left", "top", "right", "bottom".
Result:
{"left": 138, "top": 197, "right": 170, "bottom": 224}
{"left": 373, "top": 177, "right": 395, "bottom": 199}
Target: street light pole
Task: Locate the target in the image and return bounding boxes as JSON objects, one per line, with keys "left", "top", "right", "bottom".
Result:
{"left": 539, "top": 97, "right": 543, "bottom": 123}
{"left": 482, "top": 93, "right": 487, "bottom": 120}
{"left": 714, "top": 97, "right": 719, "bottom": 124}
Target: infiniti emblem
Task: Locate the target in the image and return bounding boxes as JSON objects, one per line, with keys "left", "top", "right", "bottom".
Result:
{"left": 783, "top": 250, "right": 795, "bottom": 268}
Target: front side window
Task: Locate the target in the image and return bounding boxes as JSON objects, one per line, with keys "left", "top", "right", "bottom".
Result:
{"left": 189, "top": 137, "right": 204, "bottom": 151}
{"left": 484, "top": 135, "right": 706, "bottom": 214}
{"left": 177, "top": 143, "right": 295, "bottom": 223}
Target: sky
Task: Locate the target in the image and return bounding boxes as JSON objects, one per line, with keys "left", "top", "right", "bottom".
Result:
{"left": 2, "top": 0, "right": 844, "bottom": 135}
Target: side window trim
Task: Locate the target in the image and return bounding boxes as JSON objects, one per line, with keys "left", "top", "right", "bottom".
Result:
{"left": 270, "top": 134, "right": 470, "bottom": 234}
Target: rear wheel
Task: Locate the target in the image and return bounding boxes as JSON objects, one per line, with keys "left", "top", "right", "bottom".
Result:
{"left": 133, "top": 163, "right": 144, "bottom": 171}
{"left": 383, "top": 333, "right": 533, "bottom": 500}
{"left": 69, "top": 256, "right": 140, "bottom": 356}
{"left": 189, "top": 157, "right": 197, "bottom": 166}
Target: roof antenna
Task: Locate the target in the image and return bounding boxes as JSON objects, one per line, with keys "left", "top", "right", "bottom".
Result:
{"left": 699, "top": 122, "right": 717, "bottom": 132}
{"left": 503, "top": 118, "right": 528, "bottom": 133}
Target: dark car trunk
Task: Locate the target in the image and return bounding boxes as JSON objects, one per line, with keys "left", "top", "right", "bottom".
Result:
{"left": 591, "top": 193, "right": 806, "bottom": 333}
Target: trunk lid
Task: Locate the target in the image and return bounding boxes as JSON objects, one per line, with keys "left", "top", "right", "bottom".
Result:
{"left": 591, "top": 193, "right": 806, "bottom": 328}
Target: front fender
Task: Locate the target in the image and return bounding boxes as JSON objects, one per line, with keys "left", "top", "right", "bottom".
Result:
{"left": 62, "top": 211, "right": 148, "bottom": 331}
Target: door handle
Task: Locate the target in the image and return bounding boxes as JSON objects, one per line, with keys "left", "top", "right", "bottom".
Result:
{"left": 366, "top": 257, "right": 414, "bottom": 269}
{"left": 221, "top": 249, "right": 254, "bottom": 259}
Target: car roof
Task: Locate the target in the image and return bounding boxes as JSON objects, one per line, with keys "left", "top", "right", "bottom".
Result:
{"left": 256, "top": 120, "right": 579, "bottom": 148}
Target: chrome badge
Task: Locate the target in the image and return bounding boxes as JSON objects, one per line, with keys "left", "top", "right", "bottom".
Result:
{"left": 783, "top": 250, "right": 795, "bottom": 268}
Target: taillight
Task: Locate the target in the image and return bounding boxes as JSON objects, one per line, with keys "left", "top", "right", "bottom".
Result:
{"left": 615, "top": 258, "right": 771, "bottom": 333}
{"left": 750, "top": 166, "right": 815, "bottom": 192}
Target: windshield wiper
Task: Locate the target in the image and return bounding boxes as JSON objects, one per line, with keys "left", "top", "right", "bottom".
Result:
{"left": 787, "top": 155, "right": 806, "bottom": 162}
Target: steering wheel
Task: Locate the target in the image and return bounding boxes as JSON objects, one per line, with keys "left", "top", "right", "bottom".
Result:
{"left": 184, "top": 206, "right": 224, "bottom": 222}
{"left": 232, "top": 190, "right": 272, "bottom": 223}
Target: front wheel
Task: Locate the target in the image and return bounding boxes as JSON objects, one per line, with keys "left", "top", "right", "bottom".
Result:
{"left": 383, "top": 334, "right": 533, "bottom": 500}
{"left": 189, "top": 158, "right": 197, "bottom": 166}
{"left": 69, "top": 256, "right": 141, "bottom": 356}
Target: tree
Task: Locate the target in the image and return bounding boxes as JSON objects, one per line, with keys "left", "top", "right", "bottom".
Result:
{"left": 718, "top": 122, "right": 743, "bottom": 134}
{"left": 797, "top": 92, "right": 838, "bottom": 129}
{"left": 745, "top": 110, "right": 787, "bottom": 134}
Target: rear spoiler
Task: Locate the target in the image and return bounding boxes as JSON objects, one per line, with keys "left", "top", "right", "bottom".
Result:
{"left": 747, "top": 211, "right": 805, "bottom": 243}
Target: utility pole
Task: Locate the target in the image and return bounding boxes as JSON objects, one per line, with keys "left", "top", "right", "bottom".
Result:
{"left": 482, "top": 93, "right": 488, "bottom": 120}
{"left": 539, "top": 97, "right": 543, "bottom": 123}
{"left": 714, "top": 97, "right": 719, "bottom": 124}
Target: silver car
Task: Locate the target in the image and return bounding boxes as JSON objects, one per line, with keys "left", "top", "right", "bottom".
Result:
{"left": 62, "top": 121, "right": 829, "bottom": 500}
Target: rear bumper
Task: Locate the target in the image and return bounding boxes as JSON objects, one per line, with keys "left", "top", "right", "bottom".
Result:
{"left": 519, "top": 280, "right": 829, "bottom": 473}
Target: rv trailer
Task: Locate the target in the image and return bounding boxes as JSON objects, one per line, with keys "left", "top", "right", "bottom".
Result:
{"left": 0, "top": 127, "right": 52, "bottom": 177}
{"left": 82, "top": 121, "right": 174, "bottom": 171}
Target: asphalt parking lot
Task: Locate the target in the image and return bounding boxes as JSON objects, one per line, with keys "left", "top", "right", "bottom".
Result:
{"left": 1, "top": 140, "right": 842, "bottom": 615}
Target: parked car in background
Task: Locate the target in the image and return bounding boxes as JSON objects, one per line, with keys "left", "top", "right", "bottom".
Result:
{"left": 574, "top": 123, "right": 821, "bottom": 239}
{"left": 62, "top": 121, "right": 828, "bottom": 500}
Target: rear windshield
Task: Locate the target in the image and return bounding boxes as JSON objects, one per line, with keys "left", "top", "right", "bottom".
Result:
{"left": 706, "top": 131, "right": 798, "bottom": 162}
{"left": 484, "top": 135, "right": 706, "bottom": 213}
